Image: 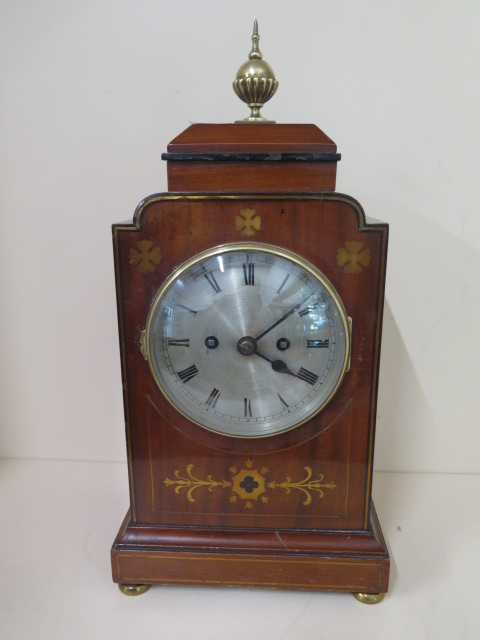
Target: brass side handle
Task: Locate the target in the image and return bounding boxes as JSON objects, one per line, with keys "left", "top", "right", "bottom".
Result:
{"left": 346, "top": 317, "right": 352, "bottom": 372}
{"left": 140, "top": 329, "right": 147, "bottom": 360}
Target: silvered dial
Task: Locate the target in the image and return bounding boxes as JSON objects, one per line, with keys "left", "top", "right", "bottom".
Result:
{"left": 145, "top": 243, "right": 350, "bottom": 438}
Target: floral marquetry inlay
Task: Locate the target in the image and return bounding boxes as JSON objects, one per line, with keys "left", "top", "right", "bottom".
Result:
{"left": 129, "top": 239, "right": 162, "bottom": 274}
{"left": 164, "top": 460, "right": 336, "bottom": 511}
{"left": 336, "top": 240, "right": 371, "bottom": 275}
{"left": 234, "top": 208, "right": 262, "bottom": 237}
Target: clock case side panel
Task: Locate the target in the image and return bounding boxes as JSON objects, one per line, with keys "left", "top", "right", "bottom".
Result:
{"left": 362, "top": 214, "right": 389, "bottom": 528}
{"left": 112, "top": 215, "right": 152, "bottom": 523}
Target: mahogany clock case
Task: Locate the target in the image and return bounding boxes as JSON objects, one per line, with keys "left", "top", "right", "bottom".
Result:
{"left": 111, "top": 190, "right": 389, "bottom": 593}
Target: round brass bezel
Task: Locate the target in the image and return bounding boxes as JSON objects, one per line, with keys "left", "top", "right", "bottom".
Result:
{"left": 145, "top": 242, "right": 351, "bottom": 438}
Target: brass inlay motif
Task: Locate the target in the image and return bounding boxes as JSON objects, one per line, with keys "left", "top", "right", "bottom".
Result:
{"left": 129, "top": 239, "right": 162, "bottom": 274}
{"left": 336, "top": 241, "right": 371, "bottom": 274}
{"left": 164, "top": 460, "right": 335, "bottom": 510}
{"left": 229, "top": 459, "right": 268, "bottom": 509}
{"left": 164, "top": 464, "right": 230, "bottom": 503}
{"left": 267, "top": 467, "right": 336, "bottom": 506}
{"left": 234, "top": 208, "right": 262, "bottom": 237}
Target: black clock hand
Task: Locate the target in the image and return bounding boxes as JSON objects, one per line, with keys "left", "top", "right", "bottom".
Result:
{"left": 237, "top": 336, "right": 299, "bottom": 378}
{"left": 254, "top": 292, "right": 313, "bottom": 342}
{"left": 253, "top": 347, "right": 299, "bottom": 379}
{"left": 254, "top": 346, "right": 319, "bottom": 385}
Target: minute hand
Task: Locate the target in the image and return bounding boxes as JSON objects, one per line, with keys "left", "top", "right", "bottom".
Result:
{"left": 255, "top": 292, "right": 313, "bottom": 342}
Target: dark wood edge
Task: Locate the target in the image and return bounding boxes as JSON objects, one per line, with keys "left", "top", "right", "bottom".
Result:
{"left": 111, "top": 236, "right": 138, "bottom": 521}
{"left": 369, "top": 501, "right": 390, "bottom": 557}
{"left": 111, "top": 501, "right": 389, "bottom": 559}
{"left": 161, "top": 152, "right": 341, "bottom": 162}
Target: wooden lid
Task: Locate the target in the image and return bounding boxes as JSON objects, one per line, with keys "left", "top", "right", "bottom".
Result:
{"left": 165, "top": 123, "right": 338, "bottom": 158}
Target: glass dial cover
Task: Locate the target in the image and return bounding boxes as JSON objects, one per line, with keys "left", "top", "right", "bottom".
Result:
{"left": 145, "top": 243, "right": 350, "bottom": 438}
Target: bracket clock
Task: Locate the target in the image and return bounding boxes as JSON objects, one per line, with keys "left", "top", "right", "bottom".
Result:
{"left": 111, "top": 22, "right": 390, "bottom": 603}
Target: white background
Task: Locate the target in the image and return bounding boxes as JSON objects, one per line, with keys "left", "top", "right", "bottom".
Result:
{"left": 1, "top": 0, "right": 480, "bottom": 473}
{"left": 2, "top": 3, "right": 480, "bottom": 638}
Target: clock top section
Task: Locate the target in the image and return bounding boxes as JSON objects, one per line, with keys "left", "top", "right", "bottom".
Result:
{"left": 162, "top": 123, "right": 341, "bottom": 193}
{"left": 161, "top": 23, "right": 340, "bottom": 193}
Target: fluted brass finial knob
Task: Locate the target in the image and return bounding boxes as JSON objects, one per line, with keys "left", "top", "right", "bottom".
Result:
{"left": 233, "top": 20, "right": 278, "bottom": 123}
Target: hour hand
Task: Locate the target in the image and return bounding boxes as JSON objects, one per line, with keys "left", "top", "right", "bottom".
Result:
{"left": 253, "top": 347, "right": 298, "bottom": 379}
{"left": 270, "top": 358, "right": 298, "bottom": 378}
{"left": 236, "top": 336, "right": 298, "bottom": 378}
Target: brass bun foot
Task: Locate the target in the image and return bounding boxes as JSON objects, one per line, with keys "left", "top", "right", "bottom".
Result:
{"left": 118, "top": 583, "right": 151, "bottom": 596}
{"left": 353, "top": 592, "right": 385, "bottom": 605}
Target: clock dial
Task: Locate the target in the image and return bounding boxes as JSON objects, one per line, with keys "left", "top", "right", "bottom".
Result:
{"left": 145, "top": 243, "right": 350, "bottom": 437}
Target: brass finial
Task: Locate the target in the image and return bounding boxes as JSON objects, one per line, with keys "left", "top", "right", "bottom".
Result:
{"left": 233, "top": 21, "right": 278, "bottom": 123}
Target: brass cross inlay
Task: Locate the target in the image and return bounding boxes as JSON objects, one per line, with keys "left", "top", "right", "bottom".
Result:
{"left": 234, "top": 208, "right": 262, "bottom": 237}
{"left": 336, "top": 241, "right": 371, "bottom": 274}
{"left": 129, "top": 239, "right": 162, "bottom": 274}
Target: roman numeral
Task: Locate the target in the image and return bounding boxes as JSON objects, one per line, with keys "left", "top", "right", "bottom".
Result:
{"left": 177, "top": 364, "right": 199, "bottom": 384}
{"left": 204, "top": 272, "right": 221, "bottom": 294}
{"left": 244, "top": 398, "right": 252, "bottom": 417}
{"left": 242, "top": 263, "right": 255, "bottom": 286}
{"left": 205, "top": 388, "right": 220, "bottom": 408}
{"left": 167, "top": 338, "right": 190, "bottom": 347}
{"left": 298, "top": 302, "right": 320, "bottom": 317}
{"left": 277, "top": 392, "right": 289, "bottom": 410}
{"left": 276, "top": 273, "right": 290, "bottom": 295}
{"left": 177, "top": 303, "right": 198, "bottom": 316}
{"left": 307, "top": 339, "right": 329, "bottom": 349}
{"left": 297, "top": 367, "right": 319, "bottom": 386}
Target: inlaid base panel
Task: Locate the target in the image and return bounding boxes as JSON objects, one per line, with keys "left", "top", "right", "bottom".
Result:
{"left": 111, "top": 502, "right": 389, "bottom": 594}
